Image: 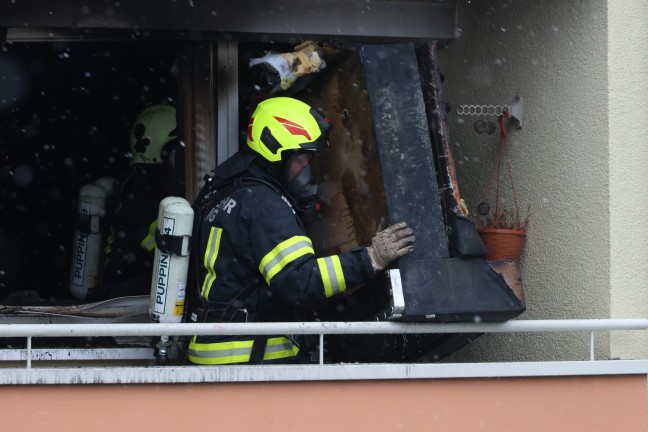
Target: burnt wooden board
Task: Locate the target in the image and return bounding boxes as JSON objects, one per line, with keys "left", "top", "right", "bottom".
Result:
{"left": 299, "top": 49, "right": 389, "bottom": 256}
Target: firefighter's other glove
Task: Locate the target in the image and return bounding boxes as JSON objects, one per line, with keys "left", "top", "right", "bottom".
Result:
{"left": 367, "top": 221, "right": 416, "bottom": 271}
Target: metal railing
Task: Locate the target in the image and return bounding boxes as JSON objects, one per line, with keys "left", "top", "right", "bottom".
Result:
{"left": 2, "top": 318, "right": 648, "bottom": 367}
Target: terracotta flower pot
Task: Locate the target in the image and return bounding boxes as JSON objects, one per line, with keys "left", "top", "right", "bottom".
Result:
{"left": 477, "top": 228, "right": 526, "bottom": 260}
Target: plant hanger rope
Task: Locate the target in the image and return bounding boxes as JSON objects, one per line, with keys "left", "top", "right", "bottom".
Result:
{"left": 478, "top": 112, "right": 521, "bottom": 223}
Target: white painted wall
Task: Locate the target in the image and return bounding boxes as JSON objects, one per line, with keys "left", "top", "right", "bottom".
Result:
{"left": 440, "top": 0, "right": 612, "bottom": 362}
{"left": 608, "top": 0, "right": 648, "bottom": 359}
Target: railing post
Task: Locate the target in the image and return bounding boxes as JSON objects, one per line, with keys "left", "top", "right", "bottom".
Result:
{"left": 590, "top": 331, "right": 595, "bottom": 361}
{"left": 26, "top": 336, "right": 32, "bottom": 369}
{"left": 319, "top": 334, "right": 324, "bottom": 365}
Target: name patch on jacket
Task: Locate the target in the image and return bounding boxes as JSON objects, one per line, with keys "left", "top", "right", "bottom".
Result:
{"left": 207, "top": 196, "right": 237, "bottom": 221}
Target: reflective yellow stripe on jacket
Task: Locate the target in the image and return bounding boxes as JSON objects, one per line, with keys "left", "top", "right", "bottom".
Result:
{"left": 140, "top": 219, "right": 158, "bottom": 252}
{"left": 201, "top": 227, "right": 224, "bottom": 299}
{"left": 104, "top": 231, "right": 114, "bottom": 255}
{"left": 259, "top": 236, "right": 347, "bottom": 298}
{"left": 259, "top": 236, "right": 314, "bottom": 285}
{"left": 187, "top": 336, "right": 299, "bottom": 365}
{"left": 317, "top": 255, "right": 346, "bottom": 298}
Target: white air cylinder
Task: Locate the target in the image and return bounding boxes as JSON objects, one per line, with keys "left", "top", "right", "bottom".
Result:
{"left": 94, "top": 176, "right": 116, "bottom": 195}
{"left": 69, "top": 183, "right": 108, "bottom": 300}
{"left": 149, "top": 196, "right": 194, "bottom": 324}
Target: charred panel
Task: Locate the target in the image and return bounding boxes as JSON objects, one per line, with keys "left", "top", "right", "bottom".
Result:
{"left": 300, "top": 43, "right": 525, "bottom": 362}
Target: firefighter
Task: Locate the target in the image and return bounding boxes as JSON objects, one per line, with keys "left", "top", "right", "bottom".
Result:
{"left": 88, "top": 104, "right": 183, "bottom": 301}
{"left": 187, "top": 96, "right": 415, "bottom": 365}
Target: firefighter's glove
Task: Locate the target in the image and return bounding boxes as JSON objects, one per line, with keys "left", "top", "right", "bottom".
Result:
{"left": 367, "top": 221, "right": 416, "bottom": 272}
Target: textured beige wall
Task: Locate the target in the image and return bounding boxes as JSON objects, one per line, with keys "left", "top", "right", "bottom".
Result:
{"left": 608, "top": 0, "right": 648, "bottom": 359}
{"left": 440, "top": 0, "right": 611, "bottom": 362}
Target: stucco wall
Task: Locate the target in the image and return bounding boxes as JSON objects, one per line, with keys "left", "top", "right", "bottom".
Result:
{"left": 608, "top": 0, "right": 648, "bottom": 359}
{"left": 439, "top": 0, "right": 611, "bottom": 362}
{"left": 2, "top": 376, "right": 646, "bottom": 432}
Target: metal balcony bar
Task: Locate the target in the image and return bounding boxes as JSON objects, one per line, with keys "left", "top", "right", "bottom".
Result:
{"left": 1, "top": 318, "right": 647, "bottom": 338}
{"left": 0, "top": 319, "right": 646, "bottom": 366}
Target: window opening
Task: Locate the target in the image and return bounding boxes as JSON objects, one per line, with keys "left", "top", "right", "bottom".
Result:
{"left": 0, "top": 41, "right": 180, "bottom": 312}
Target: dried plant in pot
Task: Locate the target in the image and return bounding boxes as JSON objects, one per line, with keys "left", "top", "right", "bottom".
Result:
{"left": 476, "top": 203, "right": 530, "bottom": 260}
{"left": 475, "top": 113, "right": 531, "bottom": 261}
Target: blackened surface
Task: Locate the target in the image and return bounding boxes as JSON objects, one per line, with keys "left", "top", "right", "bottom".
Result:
{"left": 399, "top": 258, "right": 525, "bottom": 321}
{"left": 360, "top": 43, "right": 448, "bottom": 259}
{"left": 361, "top": 43, "right": 524, "bottom": 322}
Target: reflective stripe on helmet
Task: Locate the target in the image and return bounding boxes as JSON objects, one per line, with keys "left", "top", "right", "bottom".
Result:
{"left": 259, "top": 236, "right": 314, "bottom": 285}
{"left": 201, "top": 226, "right": 224, "bottom": 299}
{"left": 274, "top": 116, "right": 312, "bottom": 140}
{"left": 187, "top": 336, "right": 299, "bottom": 365}
{"left": 316, "top": 255, "right": 346, "bottom": 298}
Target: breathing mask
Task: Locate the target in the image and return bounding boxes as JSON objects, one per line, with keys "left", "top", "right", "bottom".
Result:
{"left": 285, "top": 152, "right": 321, "bottom": 220}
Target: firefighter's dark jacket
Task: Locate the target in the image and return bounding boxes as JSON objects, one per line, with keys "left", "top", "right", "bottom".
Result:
{"left": 187, "top": 152, "right": 375, "bottom": 365}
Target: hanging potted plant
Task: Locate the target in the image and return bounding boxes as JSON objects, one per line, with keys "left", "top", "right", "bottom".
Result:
{"left": 475, "top": 113, "right": 531, "bottom": 261}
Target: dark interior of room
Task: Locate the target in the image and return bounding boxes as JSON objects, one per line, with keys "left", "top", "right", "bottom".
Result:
{"left": 0, "top": 41, "right": 178, "bottom": 304}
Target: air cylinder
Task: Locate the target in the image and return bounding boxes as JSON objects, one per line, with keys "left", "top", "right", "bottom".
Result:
{"left": 149, "top": 196, "right": 194, "bottom": 324}
{"left": 69, "top": 183, "right": 108, "bottom": 300}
